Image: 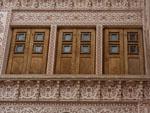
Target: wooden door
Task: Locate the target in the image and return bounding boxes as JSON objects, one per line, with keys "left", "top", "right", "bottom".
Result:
{"left": 77, "top": 29, "right": 95, "bottom": 74}
{"left": 104, "top": 28, "right": 144, "bottom": 75}
{"left": 55, "top": 28, "right": 95, "bottom": 74}
{"left": 6, "top": 28, "right": 49, "bottom": 74}
{"left": 27, "top": 29, "right": 49, "bottom": 74}
{"left": 104, "top": 29, "right": 124, "bottom": 74}
{"left": 124, "top": 29, "right": 145, "bottom": 74}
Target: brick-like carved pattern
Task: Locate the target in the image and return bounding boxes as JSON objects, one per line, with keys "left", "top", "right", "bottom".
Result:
{"left": 11, "top": 11, "right": 142, "bottom": 25}
{"left": 0, "top": 102, "right": 139, "bottom": 113}
{"left": 0, "top": 79, "right": 149, "bottom": 101}
{"left": 0, "top": 0, "right": 144, "bottom": 10}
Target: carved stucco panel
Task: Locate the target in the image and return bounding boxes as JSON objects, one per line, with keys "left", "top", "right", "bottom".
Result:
{"left": 0, "top": 0, "right": 144, "bottom": 10}
{"left": 0, "top": 102, "right": 138, "bottom": 113}
{"left": 0, "top": 11, "right": 8, "bottom": 74}
{"left": 11, "top": 11, "right": 142, "bottom": 26}
{"left": 80, "top": 80, "right": 100, "bottom": 100}
{"left": 39, "top": 80, "right": 58, "bottom": 100}
{"left": 0, "top": 81, "right": 18, "bottom": 101}
{"left": 19, "top": 81, "right": 39, "bottom": 101}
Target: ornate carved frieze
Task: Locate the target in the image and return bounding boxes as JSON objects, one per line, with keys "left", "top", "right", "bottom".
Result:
{"left": 0, "top": 79, "right": 149, "bottom": 101}
{"left": 0, "top": 102, "right": 139, "bottom": 113}
{"left": 0, "top": 0, "right": 144, "bottom": 10}
{"left": 11, "top": 11, "right": 143, "bottom": 25}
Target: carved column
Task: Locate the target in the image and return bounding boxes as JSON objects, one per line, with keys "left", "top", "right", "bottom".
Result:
{"left": 0, "top": 10, "right": 11, "bottom": 74}
{"left": 144, "top": 0, "right": 150, "bottom": 74}
{"left": 96, "top": 25, "right": 103, "bottom": 74}
{"left": 47, "top": 25, "right": 57, "bottom": 74}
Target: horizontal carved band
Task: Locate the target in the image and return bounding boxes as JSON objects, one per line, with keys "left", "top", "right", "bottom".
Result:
{"left": 0, "top": 0, "right": 144, "bottom": 10}
{"left": 0, "top": 79, "right": 150, "bottom": 101}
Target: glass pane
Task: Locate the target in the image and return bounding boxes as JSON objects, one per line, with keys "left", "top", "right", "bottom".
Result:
{"left": 34, "top": 33, "right": 45, "bottom": 41}
{"left": 63, "top": 45, "right": 72, "bottom": 53}
{"left": 110, "top": 45, "right": 119, "bottom": 54}
{"left": 15, "top": 44, "right": 25, "bottom": 53}
{"left": 128, "top": 32, "right": 138, "bottom": 41}
{"left": 81, "top": 32, "right": 91, "bottom": 41}
{"left": 33, "top": 44, "right": 43, "bottom": 53}
{"left": 110, "top": 33, "right": 119, "bottom": 41}
{"left": 81, "top": 45, "right": 90, "bottom": 53}
{"left": 63, "top": 33, "right": 72, "bottom": 41}
{"left": 128, "top": 45, "right": 139, "bottom": 54}
{"left": 16, "top": 33, "right": 26, "bottom": 41}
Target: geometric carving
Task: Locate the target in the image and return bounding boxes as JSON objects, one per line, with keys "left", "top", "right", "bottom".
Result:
{"left": 11, "top": 11, "right": 143, "bottom": 26}
{"left": 0, "top": 102, "right": 139, "bottom": 113}
{"left": 0, "top": 0, "right": 144, "bottom": 10}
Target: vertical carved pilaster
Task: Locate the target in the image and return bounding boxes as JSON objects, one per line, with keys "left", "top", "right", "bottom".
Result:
{"left": 144, "top": 0, "right": 150, "bottom": 74}
{"left": 0, "top": 10, "right": 11, "bottom": 74}
{"left": 96, "top": 25, "right": 103, "bottom": 74}
{"left": 36, "top": 81, "right": 40, "bottom": 101}
{"left": 47, "top": 25, "right": 57, "bottom": 75}
{"left": 17, "top": 81, "right": 20, "bottom": 101}
{"left": 98, "top": 81, "right": 101, "bottom": 100}
{"left": 56, "top": 80, "right": 60, "bottom": 100}
{"left": 77, "top": 80, "right": 80, "bottom": 100}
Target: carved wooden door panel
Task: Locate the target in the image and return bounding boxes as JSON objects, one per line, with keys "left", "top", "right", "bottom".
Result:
{"left": 104, "top": 29, "right": 144, "bottom": 75}
{"left": 6, "top": 28, "right": 49, "bottom": 74}
{"left": 124, "top": 29, "right": 145, "bottom": 74}
{"left": 104, "top": 29, "right": 124, "bottom": 74}
{"left": 27, "top": 29, "right": 49, "bottom": 74}
{"left": 77, "top": 29, "right": 95, "bottom": 74}
{"left": 55, "top": 28, "right": 95, "bottom": 74}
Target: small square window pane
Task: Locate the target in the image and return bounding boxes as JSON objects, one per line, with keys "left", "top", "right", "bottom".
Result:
{"left": 110, "top": 33, "right": 119, "bottom": 41}
{"left": 81, "top": 32, "right": 91, "bottom": 41}
{"left": 128, "top": 45, "right": 139, "bottom": 54}
{"left": 63, "top": 45, "right": 72, "bottom": 53}
{"left": 81, "top": 45, "right": 90, "bottom": 53}
{"left": 63, "top": 33, "right": 72, "bottom": 41}
{"left": 33, "top": 44, "right": 43, "bottom": 54}
{"left": 34, "top": 33, "right": 45, "bottom": 41}
{"left": 16, "top": 33, "right": 26, "bottom": 41}
{"left": 15, "top": 44, "right": 25, "bottom": 53}
{"left": 110, "top": 45, "right": 119, "bottom": 54}
{"left": 128, "top": 32, "right": 138, "bottom": 41}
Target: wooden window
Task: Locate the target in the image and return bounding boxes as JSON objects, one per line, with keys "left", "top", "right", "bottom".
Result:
{"left": 55, "top": 29, "right": 95, "bottom": 74}
{"left": 6, "top": 28, "right": 50, "bottom": 74}
{"left": 104, "top": 29, "right": 145, "bottom": 75}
